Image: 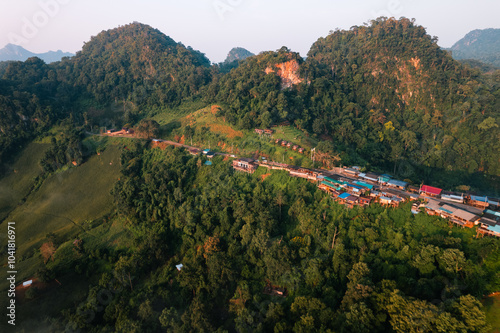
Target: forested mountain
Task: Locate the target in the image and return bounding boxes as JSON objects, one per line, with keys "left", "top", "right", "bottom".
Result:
{"left": 208, "top": 47, "right": 305, "bottom": 128}
{"left": 0, "top": 57, "right": 73, "bottom": 164}
{"left": 209, "top": 18, "right": 500, "bottom": 178}
{"left": 53, "top": 22, "right": 212, "bottom": 107}
{"left": 0, "top": 61, "right": 11, "bottom": 75}
{"left": 0, "top": 23, "right": 213, "bottom": 165}
{"left": 449, "top": 29, "right": 500, "bottom": 68}
{"left": 304, "top": 18, "right": 499, "bottom": 177}
{"left": 0, "top": 43, "right": 74, "bottom": 63}
{"left": 1, "top": 19, "right": 499, "bottom": 181}
{"left": 224, "top": 47, "right": 255, "bottom": 64}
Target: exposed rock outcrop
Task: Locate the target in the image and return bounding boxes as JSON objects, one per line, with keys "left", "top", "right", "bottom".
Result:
{"left": 265, "top": 59, "right": 303, "bottom": 89}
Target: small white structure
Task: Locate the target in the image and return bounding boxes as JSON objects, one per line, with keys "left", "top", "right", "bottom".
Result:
{"left": 176, "top": 264, "right": 184, "bottom": 271}
{"left": 23, "top": 280, "right": 33, "bottom": 287}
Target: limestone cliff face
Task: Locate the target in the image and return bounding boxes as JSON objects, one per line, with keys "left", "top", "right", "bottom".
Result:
{"left": 265, "top": 59, "right": 303, "bottom": 89}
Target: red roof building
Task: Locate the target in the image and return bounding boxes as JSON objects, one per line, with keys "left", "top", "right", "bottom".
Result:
{"left": 420, "top": 185, "right": 442, "bottom": 197}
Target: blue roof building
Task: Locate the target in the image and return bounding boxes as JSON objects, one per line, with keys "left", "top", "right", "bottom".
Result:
{"left": 471, "top": 195, "right": 488, "bottom": 202}
{"left": 325, "top": 177, "right": 343, "bottom": 185}
{"left": 354, "top": 181, "right": 374, "bottom": 190}
{"left": 345, "top": 183, "right": 365, "bottom": 193}
{"left": 338, "top": 192, "right": 351, "bottom": 200}
{"left": 489, "top": 225, "right": 500, "bottom": 232}
{"left": 485, "top": 210, "right": 500, "bottom": 217}
{"left": 488, "top": 199, "right": 500, "bottom": 207}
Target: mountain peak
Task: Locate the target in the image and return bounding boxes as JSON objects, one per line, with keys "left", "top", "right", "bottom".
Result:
{"left": 224, "top": 47, "right": 255, "bottom": 63}
{"left": 4, "top": 43, "right": 23, "bottom": 49}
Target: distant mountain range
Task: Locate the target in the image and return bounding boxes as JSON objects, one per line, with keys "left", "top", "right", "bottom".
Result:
{"left": 0, "top": 43, "right": 74, "bottom": 63}
{"left": 448, "top": 28, "right": 500, "bottom": 68}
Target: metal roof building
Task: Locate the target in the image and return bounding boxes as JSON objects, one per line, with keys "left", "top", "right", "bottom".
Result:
{"left": 420, "top": 185, "right": 442, "bottom": 196}
{"left": 354, "top": 181, "right": 374, "bottom": 190}
{"left": 338, "top": 192, "right": 351, "bottom": 200}
{"left": 387, "top": 179, "right": 408, "bottom": 189}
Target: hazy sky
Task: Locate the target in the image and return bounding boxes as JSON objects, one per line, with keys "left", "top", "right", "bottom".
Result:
{"left": 1, "top": 0, "right": 499, "bottom": 63}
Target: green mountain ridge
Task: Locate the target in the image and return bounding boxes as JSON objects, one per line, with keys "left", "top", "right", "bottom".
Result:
{"left": 448, "top": 28, "right": 500, "bottom": 68}
{"left": 211, "top": 18, "right": 500, "bottom": 183}
{"left": 303, "top": 19, "right": 500, "bottom": 178}
{"left": 1, "top": 20, "right": 499, "bottom": 182}
{"left": 57, "top": 22, "right": 212, "bottom": 106}
{"left": 0, "top": 22, "right": 212, "bottom": 166}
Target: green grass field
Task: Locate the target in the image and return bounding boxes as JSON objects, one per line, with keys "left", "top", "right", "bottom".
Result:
{"left": 152, "top": 100, "right": 207, "bottom": 126}
{"left": 0, "top": 142, "right": 50, "bottom": 221}
{"left": 0, "top": 141, "right": 123, "bottom": 292}
{"left": 0, "top": 138, "right": 136, "bottom": 332}
{"left": 151, "top": 103, "right": 319, "bottom": 167}
{"left": 9, "top": 143, "right": 121, "bottom": 255}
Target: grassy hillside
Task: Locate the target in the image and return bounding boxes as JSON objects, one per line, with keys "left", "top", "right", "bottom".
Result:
{"left": 0, "top": 142, "right": 50, "bottom": 221}
{"left": 153, "top": 104, "right": 319, "bottom": 166}
{"left": 8, "top": 143, "right": 121, "bottom": 255}
{"left": 0, "top": 141, "right": 126, "bottom": 295}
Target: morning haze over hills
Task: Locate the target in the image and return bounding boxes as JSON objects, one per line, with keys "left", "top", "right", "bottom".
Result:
{"left": 0, "top": 43, "right": 73, "bottom": 63}
{"left": 1, "top": 27, "right": 499, "bottom": 67}
{"left": 448, "top": 28, "right": 500, "bottom": 68}
{"left": 1, "top": 18, "right": 500, "bottom": 332}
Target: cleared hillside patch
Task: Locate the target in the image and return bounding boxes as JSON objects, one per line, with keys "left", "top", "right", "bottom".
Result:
{"left": 4, "top": 143, "right": 122, "bottom": 259}
{"left": 0, "top": 142, "right": 50, "bottom": 221}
